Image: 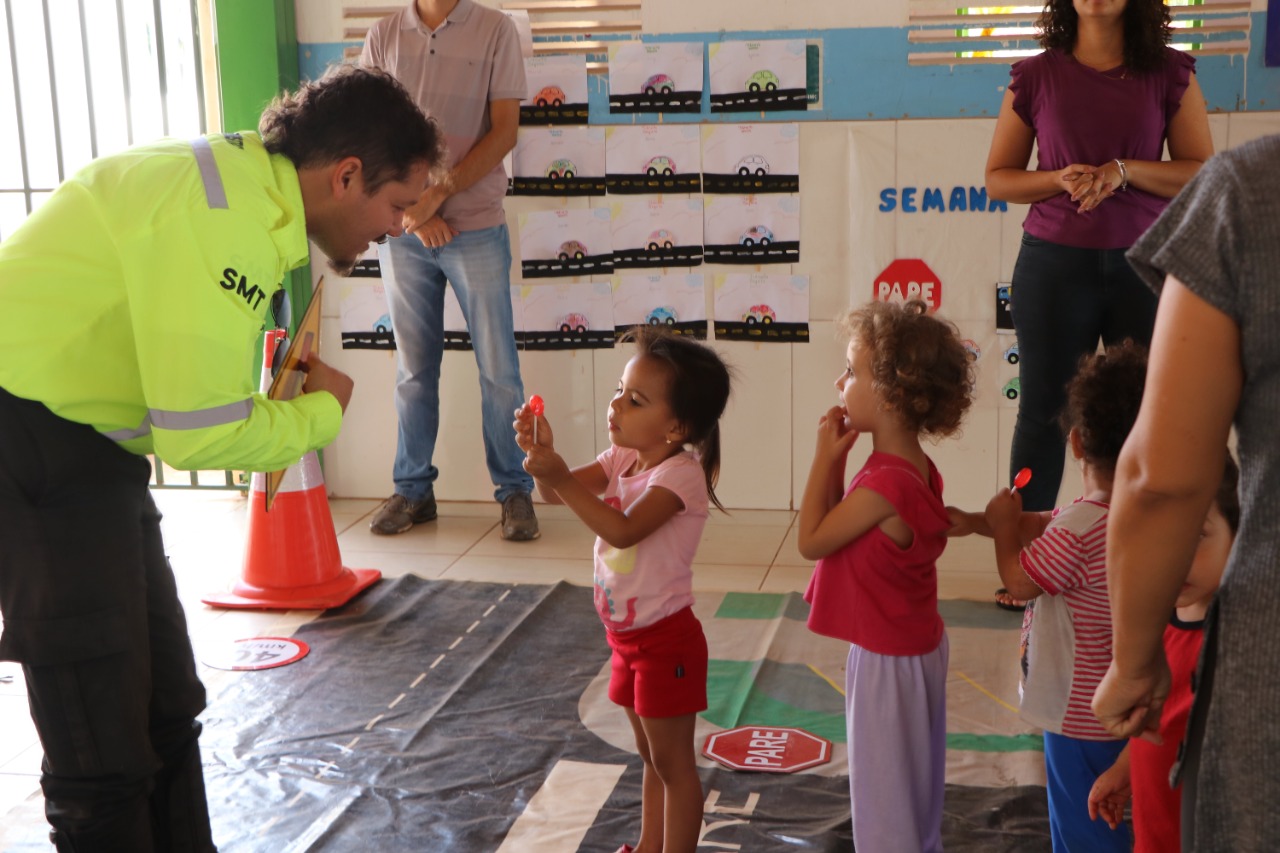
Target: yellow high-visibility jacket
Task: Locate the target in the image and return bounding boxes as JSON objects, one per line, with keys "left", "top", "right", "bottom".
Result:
{"left": 0, "top": 132, "right": 340, "bottom": 472}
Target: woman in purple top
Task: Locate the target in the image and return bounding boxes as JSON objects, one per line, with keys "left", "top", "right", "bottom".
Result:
{"left": 985, "top": 0, "right": 1212, "bottom": 609}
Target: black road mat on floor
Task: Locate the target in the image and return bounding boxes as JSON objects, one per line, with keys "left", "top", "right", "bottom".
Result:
{"left": 191, "top": 577, "right": 1056, "bottom": 851}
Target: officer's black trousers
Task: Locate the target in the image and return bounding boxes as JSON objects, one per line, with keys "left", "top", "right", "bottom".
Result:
{"left": 0, "top": 387, "right": 216, "bottom": 852}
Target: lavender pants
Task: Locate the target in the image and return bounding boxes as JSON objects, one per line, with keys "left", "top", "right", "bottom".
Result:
{"left": 846, "top": 633, "right": 949, "bottom": 853}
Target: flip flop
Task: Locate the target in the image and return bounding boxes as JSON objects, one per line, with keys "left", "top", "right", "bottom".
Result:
{"left": 994, "top": 587, "right": 1027, "bottom": 612}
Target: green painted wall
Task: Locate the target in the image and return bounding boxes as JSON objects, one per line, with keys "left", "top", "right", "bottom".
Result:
{"left": 211, "top": 0, "right": 309, "bottom": 331}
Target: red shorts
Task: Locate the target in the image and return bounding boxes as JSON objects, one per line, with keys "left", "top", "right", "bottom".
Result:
{"left": 605, "top": 606, "right": 708, "bottom": 718}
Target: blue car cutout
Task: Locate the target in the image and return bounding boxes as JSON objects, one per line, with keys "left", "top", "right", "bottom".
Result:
{"left": 374, "top": 313, "right": 392, "bottom": 333}
{"left": 646, "top": 306, "right": 677, "bottom": 326}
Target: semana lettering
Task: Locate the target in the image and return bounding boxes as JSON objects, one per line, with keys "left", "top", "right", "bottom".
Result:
{"left": 878, "top": 186, "right": 1008, "bottom": 213}
{"left": 220, "top": 267, "right": 267, "bottom": 310}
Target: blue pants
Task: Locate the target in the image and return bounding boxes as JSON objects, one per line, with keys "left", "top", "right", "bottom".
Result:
{"left": 1043, "top": 731, "right": 1131, "bottom": 852}
{"left": 1009, "top": 233, "right": 1158, "bottom": 510}
{"left": 0, "top": 387, "right": 214, "bottom": 852}
{"left": 378, "top": 224, "right": 532, "bottom": 503}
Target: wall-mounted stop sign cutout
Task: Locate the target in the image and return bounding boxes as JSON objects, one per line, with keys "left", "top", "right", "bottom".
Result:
{"left": 874, "top": 259, "right": 941, "bottom": 311}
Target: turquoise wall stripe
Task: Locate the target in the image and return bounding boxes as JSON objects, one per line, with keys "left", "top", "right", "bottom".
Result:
{"left": 300, "top": 13, "right": 1280, "bottom": 121}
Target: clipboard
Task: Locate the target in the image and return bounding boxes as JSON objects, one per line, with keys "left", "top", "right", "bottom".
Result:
{"left": 264, "top": 277, "right": 325, "bottom": 510}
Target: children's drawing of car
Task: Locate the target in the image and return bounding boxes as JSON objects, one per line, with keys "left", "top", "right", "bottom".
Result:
{"left": 735, "top": 155, "right": 770, "bottom": 176}
{"left": 534, "top": 85, "right": 565, "bottom": 107}
{"left": 559, "top": 313, "right": 589, "bottom": 333}
{"left": 646, "top": 229, "right": 676, "bottom": 251}
{"left": 557, "top": 240, "right": 587, "bottom": 261}
{"left": 961, "top": 338, "right": 980, "bottom": 361}
{"left": 1004, "top": 343, "right": 1020, "bottom": 365}
{"left": 746, "top": 70, "right": 780, "bottom": 91}
{"left": 644, "top": 155, "right": 676, "bottom": 176}
{"left": 646, "top": 306, "right": 678, "bottom": 326}
{"left": 739, "top": 225, "right": 774, "bottom": 246}
{"left": 642, "top": 73, "right": 674, "bottom": 95}
{"left": 374, "top": 313, "right": 392, "bottom": 333}
{"left": 1003, "top": 377, "right": 1021, "bottom": 400}
{"left": 545, "top": 158, "right": 576, "bottom": 179}
{"left": 743, "top": 304, "right": 776, "bottom": 325}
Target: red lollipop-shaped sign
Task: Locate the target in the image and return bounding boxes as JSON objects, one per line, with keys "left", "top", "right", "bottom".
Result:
{"left": 1010, "top": 467, "right": 1032, "bottom": 495}
{"left": 529, "top": 394, "right": 545, "bottom": 444}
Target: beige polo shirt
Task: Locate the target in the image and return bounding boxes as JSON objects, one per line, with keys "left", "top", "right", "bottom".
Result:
{"left": 361, "top": 1, "right": 525, "bottom": 231}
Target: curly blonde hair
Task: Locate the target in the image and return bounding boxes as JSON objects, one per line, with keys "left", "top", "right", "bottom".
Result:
{"left": 837, "top": 300, "right": 974, "bottom": 438}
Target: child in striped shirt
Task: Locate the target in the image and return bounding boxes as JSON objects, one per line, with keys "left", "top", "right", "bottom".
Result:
{"left": 949, "top": 340, "right": 1148, "bottom": 851}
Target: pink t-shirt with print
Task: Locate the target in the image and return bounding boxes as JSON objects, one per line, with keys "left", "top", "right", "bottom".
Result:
{"left": 593, "top": 445, "right": 709, "bottom": 633}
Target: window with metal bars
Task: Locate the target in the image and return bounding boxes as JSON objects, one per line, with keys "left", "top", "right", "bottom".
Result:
{"left": 907, "top": 1, "right": 1251, "bottom": 66}
{"left": 0, "top": 0, "right": 209, "bottom": 242}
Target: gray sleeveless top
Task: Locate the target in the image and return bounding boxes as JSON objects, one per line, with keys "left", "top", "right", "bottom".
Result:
{"left": 1128, "top": 134, "right": 1280, "bottom": 851}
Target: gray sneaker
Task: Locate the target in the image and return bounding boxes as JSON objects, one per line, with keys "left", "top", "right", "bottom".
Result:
{"left": 501, "top": 492, "right": 540, "bottom": 541}
{"left": 370, "top": 493, "right": 437, "bottom": 535}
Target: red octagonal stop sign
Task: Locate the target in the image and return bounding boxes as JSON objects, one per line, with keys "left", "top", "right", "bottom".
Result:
{"left": 702, "top": 726, "right": 832, "bottom": 774}
{"left": 874, "top": 258, "right": 942, "bottom": 311}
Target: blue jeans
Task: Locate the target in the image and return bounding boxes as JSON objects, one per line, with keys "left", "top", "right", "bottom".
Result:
{"left": 378, "top": 224, "right": 532, "bottom": 503}
{"left": 1009, "top": 234, "right": 1158, "bottom": 510}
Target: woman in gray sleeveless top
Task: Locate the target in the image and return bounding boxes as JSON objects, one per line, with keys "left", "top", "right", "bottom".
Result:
{"left": 1094, "top": 134, "right": 1280, "bottom": 851}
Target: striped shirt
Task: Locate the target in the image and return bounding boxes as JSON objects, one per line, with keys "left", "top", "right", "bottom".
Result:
{"left": 1017, "top": 498, "right": 1118, "bottom": 741}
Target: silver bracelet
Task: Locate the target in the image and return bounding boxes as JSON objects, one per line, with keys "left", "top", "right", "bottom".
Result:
{"left": 1114, "top": 158, "right": 1128, "bottom": 191}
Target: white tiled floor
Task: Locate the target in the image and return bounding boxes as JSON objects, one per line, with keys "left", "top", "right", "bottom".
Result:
{"left": 0, "top": 487, "right": 1000, "bottom": 829}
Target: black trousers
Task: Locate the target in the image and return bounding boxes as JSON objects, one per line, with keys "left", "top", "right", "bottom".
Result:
{"left": 1009, "top": 233, "right": 1159, "bottom": 511}
{"left": 0, "top": 387, "right": 215, "bottom": 852}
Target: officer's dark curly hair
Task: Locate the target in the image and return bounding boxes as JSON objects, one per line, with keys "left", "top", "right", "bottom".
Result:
{"left": 1037, "top": 0, "right": 1173, "bottom": 75}
{"left": 1059, "top": 340, "right": 1148, "bottom": 473}
{"left": 259, "top": 64, "right": 445, "bottom": 194}
{"left": 839, "top": 299, "right": 974, "bottom": 438}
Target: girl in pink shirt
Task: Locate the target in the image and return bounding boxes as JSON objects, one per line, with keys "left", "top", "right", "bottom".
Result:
{"left": 798, "top": 299, "right": 974, "bottom": 853}
{"left": 514, "top": 325, "right": 732, "bottom": 853}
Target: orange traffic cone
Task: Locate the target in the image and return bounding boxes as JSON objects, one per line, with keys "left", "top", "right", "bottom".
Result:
{"left": 202, "top": 329, "right": 380, "bottom": 610}
{"left": 201, "top": 452, "right": 380, "bottom": 610}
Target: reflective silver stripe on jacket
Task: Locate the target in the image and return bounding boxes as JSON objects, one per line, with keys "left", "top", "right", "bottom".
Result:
{"left": 105, "top": 399, "right": 253, "bottom": 442}
{"left": 191, "top": 137, "right": 228, "bottom": 209}
{"left": 104, "top": 414, "right": 152, "bottom": 442}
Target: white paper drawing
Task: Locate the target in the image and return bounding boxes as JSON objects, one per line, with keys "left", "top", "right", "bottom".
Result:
{"left": 708, "top": 39, "right": 808, "bottom": 112}
{"left": 607, "top": 42, "right": 703, "bottom": 114}
{"left": 511, "top": 126, "right": 605, "bottom": 195}
{"left": 712, "top": 272, "right": 810, "bottom": 342}
{"left": 521, "top": 54, "right": 589, "bottom": 125}
{"left": 610, "top": 198, "right": 704, "bottom": 270}
{"left": 605, "top": 124, "right": 702, "bottom": 194}
{"left": 703, "top": 194, "right": 800, "bottom": 264}
{"left": 519, "top": 280, "right": 616, "bottom": 349}
{"left": 701, "top": 123, "right": 800, "bottom": 194}
{"left": 611, "top": 273, "right": 706, "bottom": 337}
{"left": 518, "top": 207, "right": 614, "bottom": 279}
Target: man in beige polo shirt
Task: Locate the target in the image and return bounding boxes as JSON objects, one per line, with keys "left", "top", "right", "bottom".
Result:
{"left": 362, "top": 0, "right": 539, "bottom": 540}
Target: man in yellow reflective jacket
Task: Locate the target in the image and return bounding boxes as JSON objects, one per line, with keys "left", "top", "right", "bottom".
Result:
{"left": 0, "top": 65, "right": 441, "bottom": 852}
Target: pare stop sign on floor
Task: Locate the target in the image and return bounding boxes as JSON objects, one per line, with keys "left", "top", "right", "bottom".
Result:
{"left": 703, "top": 726, "right": 832, "bottom": 773}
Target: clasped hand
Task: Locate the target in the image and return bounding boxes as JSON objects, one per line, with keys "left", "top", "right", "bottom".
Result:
{"left": 1057, "top": 160, "right": 1124, "bottom": 214}
{"left": 402, "top": 186, "right": 458, "bottom": 249}
{"left": 513, "top": 403, "right": 570, "bottom": 485}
